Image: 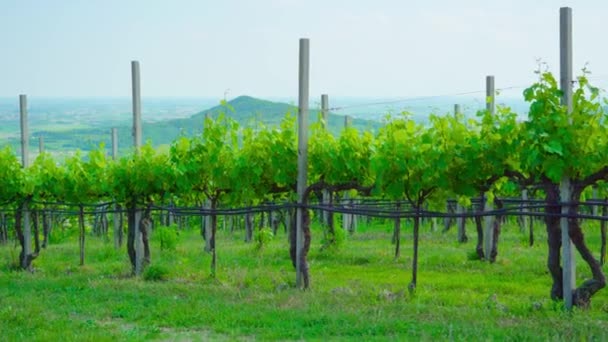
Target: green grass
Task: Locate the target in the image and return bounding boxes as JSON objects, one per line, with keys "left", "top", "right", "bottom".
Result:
{"left": 0, "top": 218, "right": 607, "bottom": 341}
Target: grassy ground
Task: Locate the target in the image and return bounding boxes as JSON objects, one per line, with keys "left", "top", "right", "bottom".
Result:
{"left": 0, "top": 217, "right": 607, "bottom": 341}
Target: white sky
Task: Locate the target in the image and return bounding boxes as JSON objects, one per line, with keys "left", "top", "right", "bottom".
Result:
{"left": 1, "top": 0, "right": 607, "bottom": 98}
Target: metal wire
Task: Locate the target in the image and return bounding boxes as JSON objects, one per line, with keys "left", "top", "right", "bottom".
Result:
{"left": 0, "top": 197, "right": 605, "bottom": 222}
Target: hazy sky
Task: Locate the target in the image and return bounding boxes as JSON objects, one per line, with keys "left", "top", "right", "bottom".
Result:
{"left": 2, "top": 0, "right": 607, "bottom": 99}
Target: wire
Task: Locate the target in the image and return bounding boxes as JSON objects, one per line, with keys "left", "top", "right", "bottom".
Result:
{"left": 325, "top": 85, "right": 529, "bottom": 112}
{"left": 2, "top": 197, "right": 605, "bottom": 221}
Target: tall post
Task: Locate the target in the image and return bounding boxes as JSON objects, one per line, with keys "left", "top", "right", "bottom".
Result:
{"left": 204, "top": 200, "right": 212, "bottom": 251}
{"left": 521, "top": 189, "right": 529, "bottom": 231}
{"left": 38, "top": 136, "right": 44, "bottom": 154}
{"left": 321, "top": 94, "right": 329, "bottom": 125}
{"left": 296, "top": 38, "right": 310, "bottom": 288}
{"left": 560, "top": 6, "right": 575, "bottom": 309}
{"left": 452, "top": 104, "right": 465, "bottom": 242}
{"left": 111, "top": 128, "right": 118, "bottom": 160}
{"left": 483, "top": 76, "right": 495, "bottom": 261}
{"left": 132, "top": 61, "right": 142, "bottom": 150}
{"left": 342, "top": 115, "right": 354, "bottom": 232}
{"left": 321, "top": 94, "right": 330, "bottom": 225}
{"left": 453, "top": 104, "right": 466, "bottom": 241}
{"left": 20, "top": 95, "right": 29, "bottom": 168}
{"left": 349, "top": 115, "right": 357, "bottom": 232}
{"left": 344, "top": 115, "right": 352, "bottom": 128}
{"left": 202, "top": 113, "right": 213, "bottom": 251}
{"left": 38, "top": 135, "right": 46, "bottom": 254}
{"left": 485, "top": 76, "right": 495, "bottom": 114}
{"left": 38, "top": 133, "right": 50, "bottom": 251}
{"left": 456, "top": 203, "right": 466, "bottom": 243}
{"left": 131, "top": 61, "right": 144, "bottom": 275}
{"left": 19, "top": 95, "right": 31, "bottom": 269}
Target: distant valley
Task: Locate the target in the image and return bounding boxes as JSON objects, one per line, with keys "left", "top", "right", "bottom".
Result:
{"left": 0, "top": 94, "right": 530, "bottom": 158}
{"left": 0, "top": 96, "right": 383, "bottom": 157}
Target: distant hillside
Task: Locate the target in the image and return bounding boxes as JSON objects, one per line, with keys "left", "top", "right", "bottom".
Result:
{"left": 133, "top": 96, "right": 381, "bottom": 147}
{"left": 194, "top": 96, "right": 297, "bottom": 125}
{"left": 116, "top": 96, "right": 380, "bottom": 148}
{"left": 6, "top": 96, "right": 382, "bottom": 155}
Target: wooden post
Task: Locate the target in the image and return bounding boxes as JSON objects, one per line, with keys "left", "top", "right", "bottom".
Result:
{"left": 560, "top": 6, "right": 575, "bottom": 309}
{"left": 131, "top": 61, "right": 144, "bottom": 275}
{"left": 19, "top": 95, "right": 31, "bottom": 269}
{"left": 483, "top": 76, "right": 495, "bottom": 261}
{"left": 38, "top": 136, "right": 44, "bottom": 154}
{"left": 296, "top": 38, "right": 310, "bottom": 288}
{"left": 457, "top": 203, "right": 466, "bottom": 243}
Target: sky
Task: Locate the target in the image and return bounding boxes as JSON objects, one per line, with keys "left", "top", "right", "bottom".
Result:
{"left": 1, "top": 0, "right": 608, "bottom": 99}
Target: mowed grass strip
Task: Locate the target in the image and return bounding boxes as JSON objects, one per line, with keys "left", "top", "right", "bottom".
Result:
{"left": 0, "top": 218, "right": 607, "bottom": 341}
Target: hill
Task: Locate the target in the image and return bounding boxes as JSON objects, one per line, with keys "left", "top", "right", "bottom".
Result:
{"left": 5, "top": 96, "right": 382, "bottom": 155}
{"left": 132, "top": 96, "right": 381, "bottom": 148}
{"left": 192, "top": 96, "right": 380, "bottom": 133}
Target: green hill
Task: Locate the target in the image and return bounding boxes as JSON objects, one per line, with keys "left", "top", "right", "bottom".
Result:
{"left": 194, "top": 96, "right": 297, "bottom": 125}
{"left": 133, "top": 96, "right": 381, "bottom": 148}
{"left": 6, "top": 96, "right": 382, "bottom": 155}
{"left": 191, "top": 95, "right": 381, "bottom": 135}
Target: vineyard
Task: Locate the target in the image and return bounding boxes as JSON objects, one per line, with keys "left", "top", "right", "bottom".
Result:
{"left": 2, "top": 68, "right": 608, "bottom": 296}
{"left": 2, "top": 6, "right": 608, "bottom": 340}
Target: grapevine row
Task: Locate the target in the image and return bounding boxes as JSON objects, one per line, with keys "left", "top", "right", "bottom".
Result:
{"left": 1, "top": 72, "right": 607, "bottom": 306}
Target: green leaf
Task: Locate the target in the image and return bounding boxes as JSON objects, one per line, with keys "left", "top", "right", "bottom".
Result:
{"left": 542, "top": 140, "right": 563, "bottom": 156}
